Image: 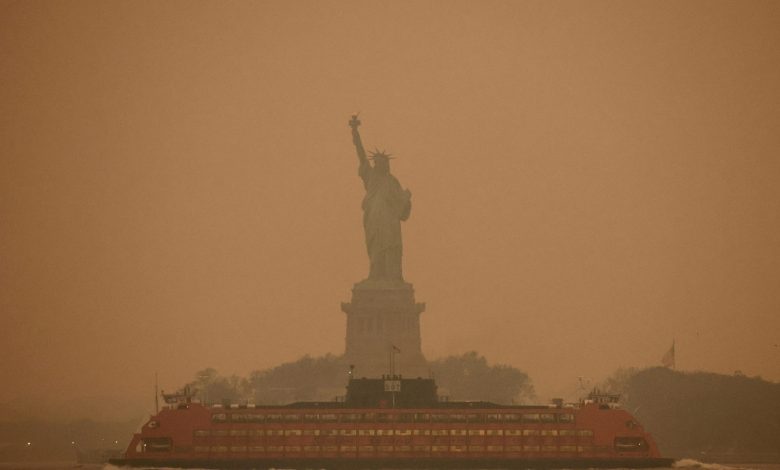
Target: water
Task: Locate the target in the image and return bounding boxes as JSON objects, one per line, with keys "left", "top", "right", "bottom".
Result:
{"left": 0, "top": 462, "right": 777, "bottom": 470}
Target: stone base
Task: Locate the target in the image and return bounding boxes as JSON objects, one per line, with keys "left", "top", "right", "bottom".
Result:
{"left": 342, "top": 281, "right": 428, "bottom": 378}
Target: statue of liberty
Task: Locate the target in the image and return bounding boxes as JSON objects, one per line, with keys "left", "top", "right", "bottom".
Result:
{"left": 349, "top": 114, "right": 412, "bottom": 283}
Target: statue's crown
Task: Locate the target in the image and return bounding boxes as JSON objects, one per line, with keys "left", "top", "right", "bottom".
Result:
{"left": 369, "top": 148, "right": 394, "bottom": 160}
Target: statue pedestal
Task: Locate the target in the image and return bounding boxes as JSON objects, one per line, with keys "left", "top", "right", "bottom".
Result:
{"left": 341, "top": 281, "right": 428, "bottom": 378}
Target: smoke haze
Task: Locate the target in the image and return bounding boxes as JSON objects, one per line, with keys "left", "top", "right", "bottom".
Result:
{"left": 1, "top": 1, "right": 779, "bottom": 416}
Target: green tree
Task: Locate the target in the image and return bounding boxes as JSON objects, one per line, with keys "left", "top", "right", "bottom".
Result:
{"left": 187, "top": 368, "right": 247, "bottom": 404}
{"left": 429, "top": 351, "right": 534, "bottom": 404}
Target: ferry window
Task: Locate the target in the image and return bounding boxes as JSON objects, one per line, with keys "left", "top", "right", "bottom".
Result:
{"left": 212, "top": 413, "right": 227, "bottom": 422}
{"left": 413, "top": 445, "right": 431, "bottom": 452}
{"left": 467, "top": 414, "right": 484, "bottom": 423}
{"left": 303, "top": 413, "right": 319, "bottom": 422}
{"left": 559, "top": 430, "right": 577, "bottom": 436}
{"left": 266, "top": 414, "right": 283, "bottom": 422}
{"left": 431, "top": 429, "right": 448, "bottom": 436}
{"left": 487, "top": 445, "right": 503, "bottom": 452}
{"left": 341, "top": 413, "right": 360, "bottom": 422}
{"left": 250, "top": 446, "right": 265, "bottom": 452}
{"left": 560, "top": 445, "right": 577, "bottom": 452}
{"left": 577, "top": 429, "right": 594, "bottom": 437}
{"left": 231, "top": 414, "right": 246, "bottom": 422}
{"left": 267, "top": 446, "right": 283, "bottom": 452}
{"left": 503, "top": 413, "right": 520, "bottom": 422}
{"left": 450, "top": 445, "right": 466, "bottom": 452}
{"left": 359, "top": 429, "right": 375, "bottom": 436}
{"left": 486, "top": 414, "right": 501, "bottom": 422}
{"left": 193, "top": 430, "right": 209, "bottom": 437}
{"left": 322, "top": 429, "right": 339, "bottom": 436}
{"left": 542, "top": 445, "right": 557, "bottom": 451}
{"left": 521, "top": 413, "right": 540, "bottom": 423}
{"left": 614, "top": 437, "right": 647, "bottom": 451}
{"left": 523, "top": 445, "right": 540, "bottom": 451}
{"left": 468, "top": 429, "right": 485, "bottom": 436}
{"left": 432, "top": 445, "right": 448, "bottom": 452}
{"left": 210, "top": 445, "right": 228, "bottom": 453}
{"left": 486, "top": 429, "right": 503, "bottom": 436}
{"left": 395, "top": 429, "right": 412, "bottom": 436}
{"left": 378, "top": 445, "right": 393, "bottom": 452}
{"left": 246, "top": 414, "right": 264, "bottom": 423}
{"left": 284, "top": 414, "right": 300, "bottom": 422}
{"left": 577, "top": 445, "right": 592, "bottom": 452}
{"left": 398, "top": 413, "right": 414, "bottom": 422}
{"left": 505, "top": 429, "right": 522, "bottom": 436}
{"left": 285, "top": 446, "right": 302, "bottom": 452}
{"left": 304, "top": 445, "right": 320, "bottom": 452}
{"left": 194, "top": 446, "right": 210, "bottom": 452}
{"left": 339, "top": 445, "right": 356, "bottom": 452}
{"left": 376, "top": 429, "right": 394, "bottom": 436}
{"left": 361, "top": 412, "right": 376, "bottom": 422}
{"left": 142, "top": 438, "right": 172, "bottom": 453}
{"left": 303, "top": 429, "right": 319, "bottom": 436}
{"left": 267, "top": 429, "right": 284, "bottom": 436}
{"left": 431, "top": 414, "right": 449, "bottom": 422}
{"left": 395, "top": 445, "right": 411, "bottom": 451}
{"left": 249, "top": 430, "right": 265, "bottom": 437}
{"left": 412, "top": 429, "right": 430, "bottom": 436}
{"left": 414, "top": 413, "right": 430, "bottom": 422}
{"left": 507, "top": 445, "right": 523, "bottom": 452}
{"left": 450, "top": 414, "right": 467, "bottom": 423}
{"left": 450, "top": 429, "right": 467, "bottom": 436}
{"left": 359, "top": 445, "right": 375, "bottom": 452}
{"left": 285, "top": 430, "right": 302, "bottom": 436}
{"left": 230, "top": 430, "right": 247, "bottom": 437}
{"left": 540, "top": 413, "right": 556, "bottom": 423}
{"left": 468, "top": 445, "right": 484, "bottom": 451}
{"left": 541, "top": 430, "right": 558, "bottom": 436}
{"left": 339, "top": 429, "right": 356, "bottom": 436}
{"left": 212, "top": 430, "right": 228, "bottom": 437}
{"left": 558, "top": 413, "right": 574, "bottom": 423}
{"left": 322, "top": 445, "right": 338, "bottom": 452}
{"left": 377, "top": 413, "right": 395, "bottom": 422}
{"left": 320, "top": 413, "right": 338, "bottom": 422}
{"left": 522, "top": 429, "right": 539, "bottom": 436}
{"left": 230, "top": 446, "right": 247, "bottom": 452}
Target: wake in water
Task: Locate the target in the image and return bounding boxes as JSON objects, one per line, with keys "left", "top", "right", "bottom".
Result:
{"left": 674, "top": 458, "right": 753, "bottom": 470}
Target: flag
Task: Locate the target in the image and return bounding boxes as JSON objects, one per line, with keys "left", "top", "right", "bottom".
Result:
{"left": 392, "top": 345, "right": 401, "bottom": 353}
{"left": 661, "top": 340, "right": 675, "bottom": 368}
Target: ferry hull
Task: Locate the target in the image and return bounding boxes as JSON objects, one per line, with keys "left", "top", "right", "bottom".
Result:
{"left": 119, "top": 379, "right": 673, "bottom": 469}
{"left": 110, "top": 456, "right": 676, "bottom": 469}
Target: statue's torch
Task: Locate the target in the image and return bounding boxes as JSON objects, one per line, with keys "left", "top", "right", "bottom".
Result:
{"left": 349, "top": 113, "right": 361, "bottom": 130}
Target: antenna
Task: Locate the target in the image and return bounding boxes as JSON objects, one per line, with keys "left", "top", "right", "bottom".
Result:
{"left": 154, "top": 372, "right": 159, "bottom": 414}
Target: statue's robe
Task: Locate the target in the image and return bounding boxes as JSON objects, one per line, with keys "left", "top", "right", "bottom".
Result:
{"left": 359, "top": 160, "right": 411, "bottom": 280}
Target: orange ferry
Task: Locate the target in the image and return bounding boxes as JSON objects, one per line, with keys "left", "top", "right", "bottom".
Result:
{"left": 110, "top": 376, "right": 673, "bottom": 468}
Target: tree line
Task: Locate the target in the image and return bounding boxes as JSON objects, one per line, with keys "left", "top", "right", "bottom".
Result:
{"left": 603, "top": 366, "right": 780, "bottom": 462}
{"left": 185, "top": 351, "right": 535, "bottom": 406}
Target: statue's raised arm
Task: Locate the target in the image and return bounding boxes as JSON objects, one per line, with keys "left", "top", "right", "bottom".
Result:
{"left": 349, "top": 114, "right": 368, "bottom": 165}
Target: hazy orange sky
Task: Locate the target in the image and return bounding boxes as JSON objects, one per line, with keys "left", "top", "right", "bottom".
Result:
{"left": 1, "top": 1, "right": 779, "bottom": 416}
